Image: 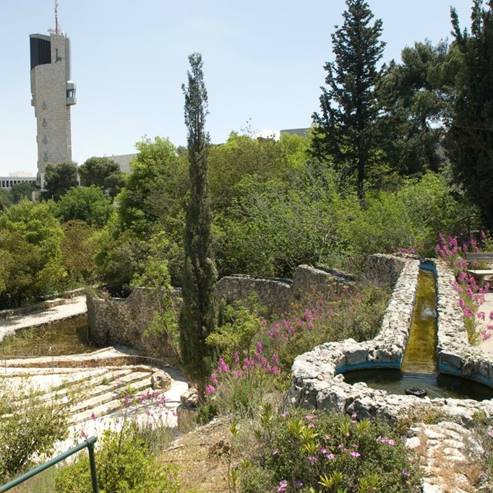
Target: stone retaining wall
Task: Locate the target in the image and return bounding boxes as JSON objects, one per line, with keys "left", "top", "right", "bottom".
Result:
{"left": 87, "top": 264, "right": 356, "bottom": 357}
{"left": 216, "top": 264, "right": 355, "bottom": 316}
{"left": 87, "top": 288, "right": 178, "bottom": 360}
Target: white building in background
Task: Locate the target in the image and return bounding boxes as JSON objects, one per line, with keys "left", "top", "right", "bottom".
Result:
{"left": 29, "top": 20, "right": 76, "bottom": 188}
{"left": 0, "top": 174, "right": 37, "bottom": 191}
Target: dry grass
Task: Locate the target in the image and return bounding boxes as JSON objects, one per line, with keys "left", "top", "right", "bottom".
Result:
{"left": 160, "top": 418, "right": 234, "bottom": 493}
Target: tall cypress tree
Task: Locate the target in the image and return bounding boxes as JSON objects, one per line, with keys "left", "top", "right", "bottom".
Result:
{"left": 312, "top": 0, "right": 385, "bottom": 201}
{"left": 179, "top": 53, "right": 217, "bottom": 389}
{"left": 446, "top": 0, "right": 493, "bottom": 228}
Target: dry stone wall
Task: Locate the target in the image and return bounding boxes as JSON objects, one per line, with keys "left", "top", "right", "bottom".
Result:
{"left": 87, "top": 264, "right": 354, "bottom": 357}
{"left": 216, "top": 264, "right": 355, "bottom": 316}
{"left": 87, "top": 288, "right": 179, "bottom": 360}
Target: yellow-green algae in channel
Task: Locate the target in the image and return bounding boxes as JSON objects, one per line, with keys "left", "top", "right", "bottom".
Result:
{"left": 401, "top": 269, "right": 438, "bottom": 374}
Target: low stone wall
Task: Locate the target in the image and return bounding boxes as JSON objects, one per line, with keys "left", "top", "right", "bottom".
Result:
{"left": 87, "top": 288, "right": 178, "bottom": 360}
{"left": 216, "top": 264, "right": 355, "bottom": 316}
{"left": 289, "top": 257, "right": 493, "bottom": 424}
{"left": 289, "top": 256, "right": 422, "bottom": 421}
{"left": 87, "top": 264, "right": 357, "bottom": 358}
{"left": 436, "top": 259, "right": 493, "bottom": 388}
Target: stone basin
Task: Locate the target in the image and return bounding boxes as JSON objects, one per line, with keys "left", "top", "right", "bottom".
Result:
{"left": 289, "top": 254, "right": 493, "bottom": 423}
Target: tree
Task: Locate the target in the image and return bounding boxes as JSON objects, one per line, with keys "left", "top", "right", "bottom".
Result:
{"left": 311, "top": 0, "right": 385, "bottom": 201}
{"left": 0, "top": 190, "right": 11, "bottom": 211}
{"left": 57, "top": 185, "right": 111, "bottom": 227}
{"left": 44, "top": 162, "right": 78, "bottom": 201}
{"left": 10, "top": 182, "right": 36, "bottom": 203}
{"left": 179, "top": 53, "right": 218, "bottom": 389}
{"left": 97, "top": 137, "right": 188, "bottom": 286}
{"left": 0, "top": 200, "right": 65, "bottom": 307}
{"left": 61, "top": 220, "right": 98, "bottom": 284}
{"left": 446, "top": 0, "right": 493, "bottom": 228}
{"left": 378, "top": 41, "right": 454, "bottom": 176}
{"left": 78, "top": 157, "right": 125, "bottom": 198}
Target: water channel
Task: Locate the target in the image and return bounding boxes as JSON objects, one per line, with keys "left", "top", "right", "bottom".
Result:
{"left": 344, "top": 262, "right": 493, "bottom": 401}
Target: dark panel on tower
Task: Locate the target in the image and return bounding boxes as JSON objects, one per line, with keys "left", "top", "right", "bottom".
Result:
{"left": 30, "top": 35, "right": 51, "bottom": 70}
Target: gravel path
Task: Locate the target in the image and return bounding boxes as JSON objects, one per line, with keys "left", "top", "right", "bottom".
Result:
{"left": 0, "top": 296, "right": 87, "bottom": 343}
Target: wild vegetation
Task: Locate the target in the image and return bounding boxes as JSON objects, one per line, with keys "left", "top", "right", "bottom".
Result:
{"left": 2, "top": 0, "right": 493, "bottom": 491}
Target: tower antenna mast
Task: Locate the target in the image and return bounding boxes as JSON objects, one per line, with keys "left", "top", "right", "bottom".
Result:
{"left": 54, "top": 0, "right": 59, "bottom": 34}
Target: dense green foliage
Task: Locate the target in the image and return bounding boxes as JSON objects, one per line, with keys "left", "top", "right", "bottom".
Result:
{"left": 447, "top": 0, "right": 493, "bottom": 229}
{"left": 0, "top": 384, "right": 69, "bottom": 483}
{"left": 312, "top": 0, "right": 385, "bottom": 200}
{"left": 78, "top": 157, "right": 125, "bottom": 197}
{"left": 10, "top": 182, "right": 36, "bottom": 203}
{"left": 179, "top": 53, "right": 218, "bottom": 388}
{"left": 57, "top": 185, "right": 111, "bottom": 227}
{"left": 239, "top": 409, "right": 420, "bottom": 492}
{"left": 0, "top": 200, "right": 65, "bottom": 307}
{"left": 55, "top": 426, "right": 180, "bottom": 493}
{"left": 44, "top": 162, "right": 78, "bottom": 200}
{"left": 378, "top": 41, "right": 453, "bottom": 176}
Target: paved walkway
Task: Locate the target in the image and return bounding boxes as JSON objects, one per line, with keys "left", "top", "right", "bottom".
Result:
{"left": 0, "top": 296, "right": 87, "bottom": 343}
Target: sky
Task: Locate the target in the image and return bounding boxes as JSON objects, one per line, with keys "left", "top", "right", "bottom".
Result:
{"left": 0, "top": 0, "right": 474, "bottom": 176}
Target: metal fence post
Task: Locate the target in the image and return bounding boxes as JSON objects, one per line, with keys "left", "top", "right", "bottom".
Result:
{"left": 87, "top": 440, "right": 99, "bottom": 493}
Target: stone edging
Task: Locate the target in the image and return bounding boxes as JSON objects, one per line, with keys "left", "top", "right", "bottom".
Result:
{"left": 288, "top": 255, "right": 493, "bottom": 423}
{"left": 436, "top": 259, "right": 493, "bottom": 389}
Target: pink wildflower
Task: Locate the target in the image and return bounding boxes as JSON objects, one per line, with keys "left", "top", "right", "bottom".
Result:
{"left": 217, "top": 357, "right": 230, "bottom": 373}
{"left": 205, "top": 384, "right": 216, "bottom": 395}
{"left": 277, "top": 480, "right": 288, "bottom": 493}
{"left": 350, "top": 451, "right": 361, "bottom": 458}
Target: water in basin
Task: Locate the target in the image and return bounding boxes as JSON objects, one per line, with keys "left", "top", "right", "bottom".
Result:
{"left": 343, "top": 368, "right": 493, "bottom": 401}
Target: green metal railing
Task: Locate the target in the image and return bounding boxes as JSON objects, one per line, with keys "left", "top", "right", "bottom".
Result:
{"left": 0, "top": 436, "right": 99, "bottom": 493}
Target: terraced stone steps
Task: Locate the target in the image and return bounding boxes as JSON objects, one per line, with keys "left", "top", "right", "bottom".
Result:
{"left": 70, "top": 372, "right": 154, "bottom": 420}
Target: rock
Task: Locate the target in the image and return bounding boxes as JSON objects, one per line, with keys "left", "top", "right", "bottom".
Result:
{"left": 180, "top": 387, "right": 199, "bottom": 409}
{"left": 422, "top": 482, "right": 443, "bottom": 493}
{"left": 405, "top": 436, "right": 421, "bottom": 449}
{"left": 150, "top": 371, "right": 172, "bottom": 391}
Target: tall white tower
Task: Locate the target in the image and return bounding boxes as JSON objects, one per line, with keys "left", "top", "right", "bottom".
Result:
{"left": 30, "top": 3, "right": 76, "bottom": 187}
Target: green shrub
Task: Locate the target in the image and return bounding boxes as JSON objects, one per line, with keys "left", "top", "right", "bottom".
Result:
{"left": 0, "top": 384, "right": 69, "bottom": 482}
{"left": 54, "top": 425, "right": 180, "bottom": 493}
{"left": 202, "top": 281, "right": 390, "bottom": 421}
{"left": 240, "top": 409, "right": 421, "bottom": 492}
{"left": 207, "top": 295, "right": 266, "bottom": 360}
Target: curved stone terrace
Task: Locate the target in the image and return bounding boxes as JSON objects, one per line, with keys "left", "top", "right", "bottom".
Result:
{"left": 289, "top": 254, "right": 493, "bottom": 423}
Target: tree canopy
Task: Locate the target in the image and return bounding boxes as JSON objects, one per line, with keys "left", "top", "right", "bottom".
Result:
{"left": 78, "top": 157, "right": 125, "bottom": 197}
{"left": 312, "top": 0, "right": 385, "bottom": 201}
{"left": 44, "top": 162, "right": 78, "bottom": 201}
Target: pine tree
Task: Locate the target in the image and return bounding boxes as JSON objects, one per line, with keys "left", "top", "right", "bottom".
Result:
{"left": 446, "top": 0, "right": 493, "bottom": 228}
{"left": 179, "top": 53, "right": 218, "bottom": 389}
{"left": 312, "top": 0, "right": 385, "bottom": 201}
